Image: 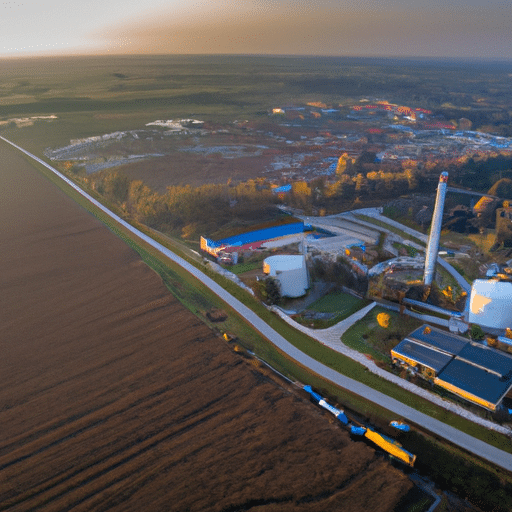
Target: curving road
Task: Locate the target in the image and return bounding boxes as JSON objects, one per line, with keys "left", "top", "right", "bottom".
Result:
{"left": 2, "top": 135, "right": 511, "bottom": 472}
{"left": 350, "top": 207, "right": 471, "bottom": 293}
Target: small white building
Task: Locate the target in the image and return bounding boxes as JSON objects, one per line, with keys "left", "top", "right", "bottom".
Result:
{"left": 263, "top": 255, "right": 308, "bottom": 298}
{"left": 468, "top": 279, "right": 512, "bottom": 332}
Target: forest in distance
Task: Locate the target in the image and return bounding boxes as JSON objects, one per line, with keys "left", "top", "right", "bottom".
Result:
{"left": 59, "top": 150, "right": 512, "bottom": 243}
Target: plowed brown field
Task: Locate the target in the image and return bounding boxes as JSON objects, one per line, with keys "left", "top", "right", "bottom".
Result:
{"left": 0, "top": 141, "right": 413, "bottom": 511}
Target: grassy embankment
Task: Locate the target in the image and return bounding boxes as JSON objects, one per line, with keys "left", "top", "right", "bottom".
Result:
{"left": 12, "top": 144, "right": 512, "bottom": 461}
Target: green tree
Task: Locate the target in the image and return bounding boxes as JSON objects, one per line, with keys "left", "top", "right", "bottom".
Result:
{"left": 265, "top": 277, "right": 281, "bottom": 305}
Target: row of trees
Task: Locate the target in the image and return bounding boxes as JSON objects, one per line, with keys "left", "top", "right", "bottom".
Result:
{"left": 63, "top": 150, "right": 511, "bottom": 241}
{"left": 67, "top": 163, "right": 423, "bottom": 239}
{"left": 286, "top": 168, "right": 420, "bottom": 212}
{"left": 78, "top": 170, "right": 279, "bottom": 239}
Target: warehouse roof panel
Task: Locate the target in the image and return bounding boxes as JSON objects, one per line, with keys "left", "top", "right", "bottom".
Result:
{"left": 457, "top": 343, "right": 512, "bottom": 378}
{"left": 408, "top": 325, "right": 468, "bottom": 356}
{"left": 436, "top": 358, "right": 512, "bottom": 409}
{"left": 392, "top": 339, "right": 453, "bottom": 373}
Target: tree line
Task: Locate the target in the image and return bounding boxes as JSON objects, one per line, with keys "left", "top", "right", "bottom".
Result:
{"left": 60, "top": 150, "right": 511, "bottom": 240}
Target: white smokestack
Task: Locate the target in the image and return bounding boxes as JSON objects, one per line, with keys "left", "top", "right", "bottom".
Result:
{"left": 424, "top": 172, "right": 448, "bottom": 287}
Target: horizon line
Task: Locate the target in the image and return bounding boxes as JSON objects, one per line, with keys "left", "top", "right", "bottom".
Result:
{"left": 1, "top": 52, "right": 512, "bottom": 65}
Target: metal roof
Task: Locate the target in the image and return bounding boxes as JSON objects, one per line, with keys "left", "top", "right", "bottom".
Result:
{"left": 457, "top": 343, "right": 512, "bottom": 378}
{"left": 407, "top": 325, "right": 468, "bottom": 356}
{"left": 207, "top": 222, "right": 305, "bottom": 249}
{"left": 394, "top": 325, "right": 512, "bottom": 409}
{"left": 436, "top": 358, "right": 512, "bottom": 408}
{"left": 392, "top": 339, "right": 453, "bottom": 373}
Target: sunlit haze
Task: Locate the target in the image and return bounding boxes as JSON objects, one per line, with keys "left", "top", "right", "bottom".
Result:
{"left": 1, "top": 0, "right": 511, "bottom": 60}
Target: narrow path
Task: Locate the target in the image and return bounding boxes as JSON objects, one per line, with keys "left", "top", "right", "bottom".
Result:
{"left": 2, "top": 135, "right": 511, "bottom": 472}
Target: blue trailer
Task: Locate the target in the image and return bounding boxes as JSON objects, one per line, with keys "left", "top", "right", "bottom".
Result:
{"left": 304, "top": 386, "right": 348, "bottom": 425}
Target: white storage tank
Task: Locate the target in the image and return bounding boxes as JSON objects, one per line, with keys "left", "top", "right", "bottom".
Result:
{"left": 263, "top": 255, "right": 308, "bottom": 298}
{"left": 468, "top": 279, "right": 512, "bottom": 331}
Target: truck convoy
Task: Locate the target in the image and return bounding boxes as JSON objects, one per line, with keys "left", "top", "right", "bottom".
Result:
{"left": 304, "top": 385, "right": 416, "bottom": 467}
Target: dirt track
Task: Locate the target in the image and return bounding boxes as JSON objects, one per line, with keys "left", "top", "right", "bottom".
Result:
{"left": 0, "top": 141, "right": 412, "bottom": 511}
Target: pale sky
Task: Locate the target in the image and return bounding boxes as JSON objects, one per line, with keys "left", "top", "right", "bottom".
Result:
{"left": 1, "top": 0, "right": 511, "bottom": 60}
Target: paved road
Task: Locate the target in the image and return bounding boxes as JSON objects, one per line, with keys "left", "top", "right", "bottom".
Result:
{"left": 2, "top": 136, "right": 511, "bottom": 472}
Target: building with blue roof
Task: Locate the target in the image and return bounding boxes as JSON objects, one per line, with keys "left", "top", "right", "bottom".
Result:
{"left": 200, "top": 222, "right": 306, "bottom": 256}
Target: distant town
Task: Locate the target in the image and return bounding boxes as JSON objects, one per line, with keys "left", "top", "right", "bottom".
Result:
{"left": 40, "top": 99, "right": 512, "bottom": 190}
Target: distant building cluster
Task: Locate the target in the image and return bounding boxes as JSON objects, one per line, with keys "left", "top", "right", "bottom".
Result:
{"left": 145, "top": 119, "right": 204, "bottom": 131}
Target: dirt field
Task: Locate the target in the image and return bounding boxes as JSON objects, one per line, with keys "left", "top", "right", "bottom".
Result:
{"left": 116, "top": 150, "right": 277, "bottom": 191}
{"left": 0, "top": 142, "right": 413, "bottom": 511}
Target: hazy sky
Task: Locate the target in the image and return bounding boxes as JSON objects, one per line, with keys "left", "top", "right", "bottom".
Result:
{"left": 1, "top": 0, "right": 511, "bottom": 60}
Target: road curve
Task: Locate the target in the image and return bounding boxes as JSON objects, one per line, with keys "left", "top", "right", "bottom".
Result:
{"left": 2, "top": 135, "right": 511, "bottom": 472}
{"left": 350, "top": 208, "right": 471, "bottom": 293}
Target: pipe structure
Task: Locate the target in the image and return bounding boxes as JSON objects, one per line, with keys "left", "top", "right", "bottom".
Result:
{"left": 424, "top": 172, "right": 448, "bottom": 287}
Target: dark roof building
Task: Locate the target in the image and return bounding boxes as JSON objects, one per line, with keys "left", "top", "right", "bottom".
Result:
{"left": 435, "top": 343, "right": 512, "bottom": 411}
{"left": 391, "top": 325, "right": 468, "bottom": 378}
{"left": 407, "top": 325, "right": 468, "bottom": 355}
{"left": 392, "top": 325, "right": 512, "bottom": 411}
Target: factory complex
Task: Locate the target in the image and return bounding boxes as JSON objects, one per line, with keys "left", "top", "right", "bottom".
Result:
{"left": 200, "top": 170, "right": 512, "bottom": 415}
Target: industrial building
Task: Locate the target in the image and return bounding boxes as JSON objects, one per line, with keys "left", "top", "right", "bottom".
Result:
{"left": 200, "top": 222, "right": 306, "bottom": 257}
{"left": 434, "top": 342, "right": 512, "bottom": 411}
{"left": 263, "top": 255, "right": 308, "bottom": 298}
{"left": 391, "top": 325, "right": 467, "bottom": 380}
{"left": 392, "top": 325, "right": 512, "bottom": 411}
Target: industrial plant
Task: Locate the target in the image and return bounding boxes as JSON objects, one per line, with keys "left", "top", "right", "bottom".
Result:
{"left": 200, "top": 170, "right": 512, "bottom": 414}
{"left": 391, "top": 325, "right": 512, "bottom": 411}
{"left": 379, "top": 172, "right": 512, "bottom": 412}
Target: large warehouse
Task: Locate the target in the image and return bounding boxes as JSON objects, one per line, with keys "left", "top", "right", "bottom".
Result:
{"left": 392, "top": 325, "right": 512, "bottom": 411}
{"left": 200, "top": 222, "right": 306, "bottom": 257}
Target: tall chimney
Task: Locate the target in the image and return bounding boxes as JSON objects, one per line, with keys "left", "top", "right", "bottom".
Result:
{"left": 424, "top": 172, "right": 448, "bottom": 287}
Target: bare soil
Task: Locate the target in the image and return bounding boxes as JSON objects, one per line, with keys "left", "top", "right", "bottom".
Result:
{"left": 115, "top": 148, "right": 280, "bottom": 192}
{"left": 0, "top": 142, "right": 413, "bottom": 511}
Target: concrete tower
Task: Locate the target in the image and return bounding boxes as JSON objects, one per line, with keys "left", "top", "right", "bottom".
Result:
{"left": 424, "top": 172, "right": 448, "bottom": 287}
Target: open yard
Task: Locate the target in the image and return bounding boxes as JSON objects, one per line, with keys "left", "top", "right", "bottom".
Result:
{"left": 291, "top": 290, "right": 370, "bottom": 328}
{"left": 309, "top": 290, "right": 367, "bottom": 317}
{"left": 341, "top": 307, "right": 423, "bottom": 363}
